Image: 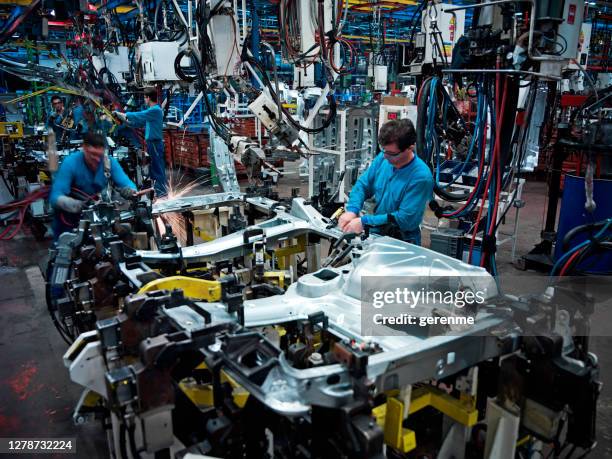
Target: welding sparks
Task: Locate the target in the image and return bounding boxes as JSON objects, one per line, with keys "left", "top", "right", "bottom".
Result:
{"left": 154, "top": 166, "right": 216, "bottom": 244}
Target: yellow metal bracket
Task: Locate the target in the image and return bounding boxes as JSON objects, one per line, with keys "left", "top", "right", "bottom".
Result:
{"left": 409, "top": 386, "right": 478, "bottom": 426}
{"left": 273, "top": 235, "right": 306, "bottom": 270}
{"left": 0, "top": 121, "right": 23, "bottom": 138}
{"left": 372, "top": 398, "right": 416, "bottom": 453}
{"left": 138, "top": 276, "right": 222, "bottom": 302}
{"left": 180, "top": 362, "right": 249, "bottom": 409}
{"left": 372, "top": 385, "right": 478, "bottom": 453}
{"left": 262, "top": 271, "right": 285, "bottom": 289}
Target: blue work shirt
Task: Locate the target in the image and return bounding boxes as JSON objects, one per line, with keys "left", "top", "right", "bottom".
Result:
{"left": 49, "top": 151, "right": 136, "bottom": 207}
{"left": 47, "top": 113, "right": 65, "bottom": 138}
{"left": 346, "top": 152, "right": 433, "bottom": 244}
{"left": 72, "top": 104, "right": 85, "bottom": 126}
{"left": 125, "top": 104, "right": 163, "bottom": 141}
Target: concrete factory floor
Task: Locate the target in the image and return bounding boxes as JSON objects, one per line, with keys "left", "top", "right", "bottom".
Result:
{"left": 0, "top": 168, "right": 610, "bottom": 458}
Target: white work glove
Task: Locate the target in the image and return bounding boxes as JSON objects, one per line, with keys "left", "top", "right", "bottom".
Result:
{"left": 56, "top": 195, "right": 85, "bottom": 214}
{"left": 113, "top": 111, "right": 127, "bottom": 122}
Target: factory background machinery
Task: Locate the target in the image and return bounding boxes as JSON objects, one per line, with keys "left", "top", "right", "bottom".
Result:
{"left": 0, "top": 0, "right": 611, "bottom": 458}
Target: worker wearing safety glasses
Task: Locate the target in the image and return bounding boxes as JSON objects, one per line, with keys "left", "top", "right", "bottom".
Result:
{"left": 47, "top": 95, "right": 66, "bottom": 139}
{"left": 338, "top": 119, "right": 433, "bottom": 245}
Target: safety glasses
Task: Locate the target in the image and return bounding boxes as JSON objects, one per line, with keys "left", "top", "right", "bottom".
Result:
{"left": 382, "top": 148, "right": 403, "bottom": 157}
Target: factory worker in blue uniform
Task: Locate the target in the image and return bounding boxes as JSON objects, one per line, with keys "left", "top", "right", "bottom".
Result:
{"left": 49, "top": 132, "right": 137, "bottom": 240}
{"left": 339, "top": 119, "right": 433, "bottom": 245}
{"left": 114, "top": 87, "right": 167, "bottom": 196}
{"left": 47, "top": 95, "right": 66, "bottom": 139}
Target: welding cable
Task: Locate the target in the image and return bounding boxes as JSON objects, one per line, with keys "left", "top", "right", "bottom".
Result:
{"left": 474, "top": 76, "right": 509, "bottom": 268}
{"left": 244, "top": 53, "right": 338, "bottom": 134}
{"left": 0, "top": 186, "right": 96, "bottom": 240}
{"left": 0, "top": 207, "right": 26, "bottom": 240}
{"left": 178, "top": 47, "right": 231, "bottom": 141}
{"left": 153, "top": 0, "right": 187, "bottom": 42}
{"left": 485, "top": 74, "right": 517, "bottom": 250}
{"left": 0, "top": 0, "right": 41, "bottom": 45}
{"left": 466, "top": 78, "right": 501, "bottom": 264}
{"left": 491, "top": 80, "right": 538, "bottom": 233}
{"left": 174, "top": 49, "right": 197, "bottom": 82}
{"left": 549, "top": 218, "right": 612, "bottom": 276}
{"left": 438, "top": 91, "right": 490, "bottom": 219}
{"left": 440, "top": 99, "right": 480, "bottom": 189}
{"left": 0, "top": 186, "right": 49, "bottom": 240}
{"left": 416, "top": 76, "right": 433, "bottom": 158}
{"left": 180, "top": 45, "right": 232, "bottom": 140}
{"left": 405, "top": 0, "right": 427, "bottom": 61}
{"left": 564, "top": 241, "right": 612, "bottom": 275}
{"left": 559, "top": 247, "right": 587, "bottom": 276}
{"left": 556, "top": 218, "right": 612, "bottom": 276}
{"left": 562, "top": 219, "right": 612, "bottom": 252}
{"left": 127, "top": 422, "right": 141, "bottom": 459}
{"left": 487, "top": 78, "right": 509, "bottom": 236}
{"left": 0, "top": 187, "right": 49, "bottom": 211}
{"left": 328, "top": 38, "right": 356, "bottom": 74}
{"left": 44, "top": 279, "right": 75, "bottom": 346}
{"left": 418, "top": 76, "right": 473, "bottom": 203}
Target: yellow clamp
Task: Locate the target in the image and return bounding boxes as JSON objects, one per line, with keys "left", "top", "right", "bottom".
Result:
{"left": 138, "top": 276, "right": 222, "bottom": 302}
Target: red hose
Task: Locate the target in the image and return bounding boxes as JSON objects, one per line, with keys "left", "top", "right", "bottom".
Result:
{"left": 488, "top": 77, "right": 507, "bottom": 237}
{"left": 559, "top": 248, "right": 584, "bottom": 276}
{"left": 468, "top": 77, "right": 508, "bottom": 266}
{"left": 0, "top": 185, "right": 93, "bottom": 240}
{"left": 0, "top": 207, "right": 26, "bottom": 240}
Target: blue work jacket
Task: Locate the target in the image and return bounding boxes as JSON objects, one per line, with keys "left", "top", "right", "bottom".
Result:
{"left": 346, "top": 152, "right": 433, "bottom": 244}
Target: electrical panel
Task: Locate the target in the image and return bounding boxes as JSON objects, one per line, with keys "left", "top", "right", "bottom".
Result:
{"left": 423, "top": 3, "right": 464, "bottom": 65}
{"left": 207, "top": 1, "right": 242, "bottom": 77}
{"left": 373, "top": 65, "right": 388, "bottom": 91}
{"left": 556, "top": 0, "right": 587, "bottom": 61}
{"left": 92, "top": 46, "right": 130, "bottom": 84}
{"left": 378, "top": 104, "right": 417, "bottom": 131}
{"left": 408, "top": 3, "right": 465, "bottom": 74}
{"left": 567, "top": 22, "right": 592, "bottom": 70}
{"left": 248, "top": 92, "right": 281, "bottom": 132}
{"left": 137, "top": 41, "right": 181, "bottom": 82}
{"left": 294, "top": 67, "right": 316, "bottom": 89}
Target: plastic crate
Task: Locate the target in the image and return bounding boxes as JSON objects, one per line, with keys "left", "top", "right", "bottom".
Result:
{"left": 460, "top": 162, "right": 480, "bottom": 186}
{"left": 429, "top": 228, "right": 465, "bottom": 260}
{"left": 437, "top": 160, "right": 462, "bottom": 183}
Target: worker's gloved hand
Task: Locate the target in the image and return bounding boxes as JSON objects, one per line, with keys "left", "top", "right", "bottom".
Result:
{"left": 113, "top": 111, "right": 127, "bottom": 122}
{"left": 56, "top": 195, "right": 85, "bottom": 214}
{"left": 338, "top": 211, "right": 357, "bottom": 231}
{"left": 118, "top": 187, "right": 137, "bottom": 200}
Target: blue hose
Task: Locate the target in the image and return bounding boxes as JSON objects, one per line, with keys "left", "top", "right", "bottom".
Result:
{"left": 549, "top": 218, "right": 612, "bottom": 276}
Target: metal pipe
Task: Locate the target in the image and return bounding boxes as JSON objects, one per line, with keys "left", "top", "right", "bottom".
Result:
{"left": 261, "top": 41, "right": 282, "bottom": 120}
{"left": 244, "top": 61, "right": 265, "bottom": 89}
{"left": 442, "top": 0, "right": 529, "bottom": 13}
{"left": 442, "top": 68, "right": 561, "bottom": 81}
